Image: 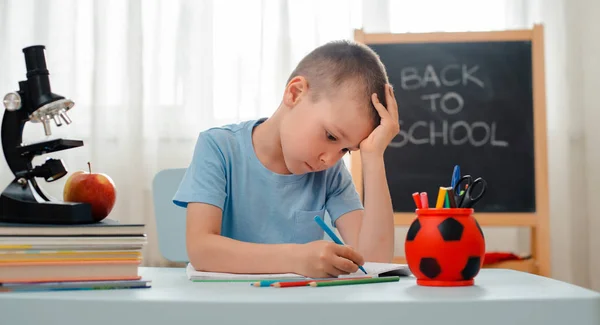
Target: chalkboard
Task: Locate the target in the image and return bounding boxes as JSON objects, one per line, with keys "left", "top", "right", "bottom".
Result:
{"left": 368, "top": 41, "right": 535, "bottom": 213}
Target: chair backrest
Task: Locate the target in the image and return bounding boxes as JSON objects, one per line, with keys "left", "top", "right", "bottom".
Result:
{"left": 152, "top": 168, "right": 189, "bottom": 263}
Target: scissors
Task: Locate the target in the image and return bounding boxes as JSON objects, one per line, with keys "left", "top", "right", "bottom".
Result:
{"left": 453, "top": 175, "right": 487, "bottom": 208}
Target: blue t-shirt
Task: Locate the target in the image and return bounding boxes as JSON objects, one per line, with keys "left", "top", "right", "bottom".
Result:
{"left": 172, "top": 118, "right": 364, "bottom": 244}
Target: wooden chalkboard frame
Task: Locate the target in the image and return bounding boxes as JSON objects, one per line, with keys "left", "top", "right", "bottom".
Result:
{"left": 351, "top": 25, "right": 550, "bottom": 276}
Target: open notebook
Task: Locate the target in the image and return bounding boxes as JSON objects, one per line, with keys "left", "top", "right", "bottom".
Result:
{"left": 186, "top": 262, "right": 412, "bottom": 282}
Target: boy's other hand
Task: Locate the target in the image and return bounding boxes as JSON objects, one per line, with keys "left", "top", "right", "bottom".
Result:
{"left": 294, "top": 240, "right": 365, "bottom": 278}
{"left": 359, "top": 84, "right": 400, "bottom": 157}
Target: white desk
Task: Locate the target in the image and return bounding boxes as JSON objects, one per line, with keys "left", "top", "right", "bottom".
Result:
{"left": 0, "top": 267, "right": 599, "bottom": 325}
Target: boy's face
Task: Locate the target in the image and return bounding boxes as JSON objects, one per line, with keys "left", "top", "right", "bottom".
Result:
{"left": 279, "top": 78, "right": 373, "bottom": 174}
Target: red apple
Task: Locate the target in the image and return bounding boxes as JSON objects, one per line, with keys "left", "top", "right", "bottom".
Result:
{"left": 63, "top": 162, "right": 117, "bottom": 222}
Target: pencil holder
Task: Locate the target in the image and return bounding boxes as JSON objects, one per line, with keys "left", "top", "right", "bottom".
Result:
{"left": 404, "top": 208, "right": 485, "bottom": 286}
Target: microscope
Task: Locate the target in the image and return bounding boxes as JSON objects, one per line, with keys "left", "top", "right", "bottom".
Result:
{"left": 0, "top": 45, "right": 94, "bottom": 224}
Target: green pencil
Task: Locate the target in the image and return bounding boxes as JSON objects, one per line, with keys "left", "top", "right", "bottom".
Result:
{"left": 308, "top": 276, "right": 400, "bottom": 287}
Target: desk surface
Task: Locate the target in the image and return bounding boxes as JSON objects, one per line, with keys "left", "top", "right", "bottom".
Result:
{"left": 1, "top": 267, "right": 599, "bottom": 325}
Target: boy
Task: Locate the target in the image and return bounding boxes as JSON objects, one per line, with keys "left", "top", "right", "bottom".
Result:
{"left": 173, "top": 40, "right": 399, "bottom": 279}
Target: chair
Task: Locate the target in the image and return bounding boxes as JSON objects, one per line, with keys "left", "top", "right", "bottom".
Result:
{"left": 152, "top": 168, "right": 189, "bottom": 263}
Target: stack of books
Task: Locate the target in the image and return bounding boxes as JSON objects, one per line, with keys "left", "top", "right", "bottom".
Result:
{"left": 0, "top": 219, "right": 150, "bottom": 292}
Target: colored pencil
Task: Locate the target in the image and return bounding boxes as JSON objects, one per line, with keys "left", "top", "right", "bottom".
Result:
{"left": 446, "top": 188, "right": 457, "bottom": 208}
{"left": 314, "top": 215, "right": 367, "bottom": 274}
{"left": 420, "top": 192, "right": 429, "bottom": 209}
{"left": 271, "top": 276, "right": 372, "bottom": 288}
{"left": 435, "top": 187, "right": 447, "bottom": 208}
{"left": 412, "top": 192, "right": 422, "bottom": 209}
{"left": 251, "top": 279, "right": 301, "bottom": 287}
{"left": 308, "top": 276, "right": 400, "bottom": 287}
{"left": 451, "top": 165, "right": 461, "bottom": 189}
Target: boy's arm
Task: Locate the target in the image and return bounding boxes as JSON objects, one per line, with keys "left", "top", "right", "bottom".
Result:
{"left": 336, "top": 154, "right": 394, "bottom": 262}
{"left": 336, "top": 84, "right": 399, "bottom": 263}
{"left": 186, "top": 202, "right": 364, "bottom": 277}
{"left": 186, "top": 203, "right": 298, "bottom": 274}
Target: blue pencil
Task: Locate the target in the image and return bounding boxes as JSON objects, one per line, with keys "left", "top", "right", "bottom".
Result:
{"left": 251, "top": 279, "right": 299, "bottom": 287}
{"left": 313, "top": 215, "right": 368, "bottom": 275}
{"left": 451, "top": 165, "right": 461, "bottom": 189}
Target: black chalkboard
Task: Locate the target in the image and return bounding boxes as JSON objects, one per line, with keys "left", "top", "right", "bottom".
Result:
{"left": 368, "top": 41, "right": 535, "bottom": 212}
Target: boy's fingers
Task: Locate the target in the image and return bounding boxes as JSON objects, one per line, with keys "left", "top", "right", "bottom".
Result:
{"left": 335, "top": 245, "right": 365, "bottom": 266}
{"left": 387, "top": 85, "right": 400, "bottom": 121}
{"left": 390, "top": 102, "right": 399, "bottom": 122}
{"left": 371, "top": 93, "right": 390, "bottom": 119}
{"left": 371, "top": 93, "right": 381, "bottom": 106}
{"left": 324, "top": 264, "right": 347, "bottom": 277}
{"left": 332, "top": 255, "right": 359, "bottom": 274}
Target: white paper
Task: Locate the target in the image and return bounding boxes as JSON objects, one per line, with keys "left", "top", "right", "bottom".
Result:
{"left": 186, "top": 262, "right": 410, "bottom": 281}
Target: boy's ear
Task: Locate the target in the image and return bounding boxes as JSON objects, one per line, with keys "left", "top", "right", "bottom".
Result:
{"left": 284, "top": 76, "right": 308, "bottom": 107}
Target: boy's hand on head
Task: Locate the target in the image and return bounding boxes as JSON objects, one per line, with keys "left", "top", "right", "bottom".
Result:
{"left": 359, "top": 84, "right": 400, "bottom": 157}
{"left": 294, "top": 240, "right": 365, "bottom": 278}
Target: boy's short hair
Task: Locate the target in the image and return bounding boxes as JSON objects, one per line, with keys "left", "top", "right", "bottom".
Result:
{"left": 286, "top": 40, "right": 389, "bottom": 128}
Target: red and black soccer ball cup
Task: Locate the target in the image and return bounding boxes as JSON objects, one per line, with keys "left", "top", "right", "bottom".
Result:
{"left": 405, "top": 208, "right": 485, "bottom": 286}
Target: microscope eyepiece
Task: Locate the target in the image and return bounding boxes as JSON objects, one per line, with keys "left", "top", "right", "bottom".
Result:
{"left": 23, "top": 45, "right": 49, "bottom": 78}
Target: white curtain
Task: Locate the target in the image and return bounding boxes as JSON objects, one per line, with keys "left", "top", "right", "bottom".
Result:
{"left": 1, "top": 0, "right": 599, "bottom": 290}
{"left": 524, "top": 0, "right": 600, "bottom": 291}
{"left": 0, "top": 0, "right": 361, "bottom": 267}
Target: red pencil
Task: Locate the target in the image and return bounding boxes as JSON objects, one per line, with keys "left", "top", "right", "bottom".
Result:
{"left": 412, "top": 192, "right": 422, "bottom": 209}
{"left": 420, "top": 192, "right": 429, "bottom": 209}
{"left": 271, "top": 276, "right": 372, "bottom": 288}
